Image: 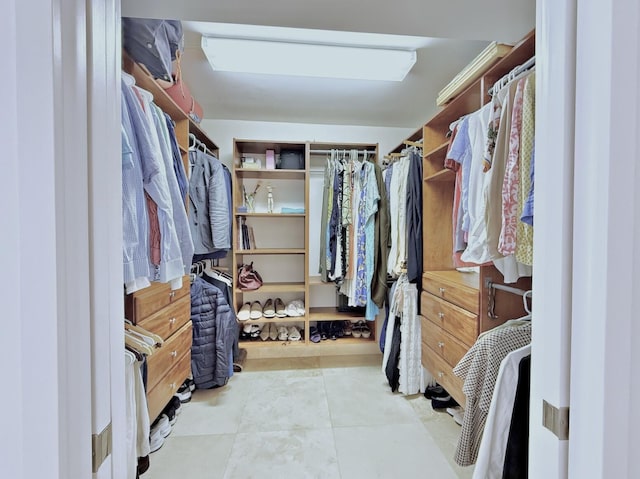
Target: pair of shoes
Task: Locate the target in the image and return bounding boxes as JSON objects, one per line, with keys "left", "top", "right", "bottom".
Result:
{"left": 432, "top": 395, "right": 458, "bottom": 409}
{"left": 288, "top": 325, "right": 302, "bottom": 341}
{"left": 285, "top": 299, "right": 305, "bottom": 317}
{"left": 242, "top": 322, "right": 262, "bottom": 340}
{"left": 446, "top": 407, "right": 464, "bottom": 426}
{"left": 237, "top": 301, "right": 265, "bottom": 321}
{"left": 175, "top": 381, "right": 192, "bottom": 403}
{"left": 161, "top": 397, "right": 181, "bottom": 426}
{"left": 149, "top": 414, "right": 171, "bottom": 453}
{"left": 351, "top": 320, "right": 371, "bottom": 339}
{"left": 319, "top": 321, "right": 331, "bottom": 340}
{"left": 309, "top": 325, "right": 321, "bottom": 343}
{"left": 424, "top": 384, "right": 448, "bottom": 400}
{"left": 277, "top": 325, "right": 289, "bottom": 341}
{"left": 330, "top": 321, "right": 344, "bottom": 340}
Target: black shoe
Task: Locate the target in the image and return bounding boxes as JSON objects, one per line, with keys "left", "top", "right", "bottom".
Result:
{"left": 431, "top": 396, "right": 459, "bottom": 409}
{"left": 424, "top": 384, "right": 449, "bottom": 400}
{"left": 319, "top": 321, "right": 330, "bottom": 341}
{"left": 175, "top": 381, "right": 192, "bottom": 403}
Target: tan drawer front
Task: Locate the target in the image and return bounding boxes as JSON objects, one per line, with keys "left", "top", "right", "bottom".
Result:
{"left": 147, "top": 321, "right": 192, "bottom": 391}
{"left": 421, "top": 292, "right": 477, "bottom": 346}
{"left": 422, "top": 344, "right": 465, "bottom": 408}
{"left": 421, "top": 316, "right": 469, "bottom": 367}
{"left": 422, "top": 273, "right": 479, "bottom": 313}
{"left": 147, "top": 349, "right": 191, "bottom": 422}
{"left": 129, "top": 277, "right": 190, "bottom": 322}
{"left": 137, "top": 295, "right": 191, "bottom": 341}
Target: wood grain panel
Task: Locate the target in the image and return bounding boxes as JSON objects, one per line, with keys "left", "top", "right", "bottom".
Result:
{"left": 137, "top": 295, "right": 190, "bottom": 340}
{"left": 146, "top": 321, "right": 193, "bottom": 391}
{"left": 421, "top": 292, "right": 478, "bottom": 346}
{"left": 128, "top": 277, "right": 190, "bottom": 322}
{"left": 422, "top": 271, "right": 480, "bottom": 314}
{"left": 422, "top": 343, "right": 466, "bottom": 408}
{"left": 146, "top": 349, "right": 191, "bottom": 422}
{"left": 421, "top": 316, "right": 469, "bottom": 367}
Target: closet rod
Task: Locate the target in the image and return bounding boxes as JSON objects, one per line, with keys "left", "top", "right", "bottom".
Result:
{"left": 486, "top": 280, "right": 528, "bottom": 297}
{"left": 488, "top": 55, "right": 536, "bottom": 97}
{"left": 309, "top": 149, "right": 377, "bottom": 155}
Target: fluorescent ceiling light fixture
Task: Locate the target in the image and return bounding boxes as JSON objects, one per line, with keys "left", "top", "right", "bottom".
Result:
{"left": 201, "top": 36, "right": 417, "bottom": 81}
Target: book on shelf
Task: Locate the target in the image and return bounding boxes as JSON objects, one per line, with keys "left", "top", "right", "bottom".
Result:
{"left": 242, "top": 223, "right": 250, "bottom": 250}
{"left": 247, "top": 226, "right": 256, "bottom": 250}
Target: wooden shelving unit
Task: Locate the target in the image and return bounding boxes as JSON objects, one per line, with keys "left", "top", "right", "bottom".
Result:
{"left": 231, "top": 139, "right": 381, "bottom": 358}
{"left": 389, "top": 30, "right": 535, "bottom": 406}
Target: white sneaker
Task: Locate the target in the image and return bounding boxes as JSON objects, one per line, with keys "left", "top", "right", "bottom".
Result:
{"left": 237, "top": 302, "right": 251, "bottom": 321}
{"left": 288, "top": 325, "right": 301, "bottom": 341}
{"left": 277, "top": 325, "right": 289, "bottom": 341}
{"left": 446, "top": 407, "right": 464, "bottom": 426}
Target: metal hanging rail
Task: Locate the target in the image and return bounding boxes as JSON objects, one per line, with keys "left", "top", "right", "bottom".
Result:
{"left": 485, "top": 279, "right": 532, "bottom": 320}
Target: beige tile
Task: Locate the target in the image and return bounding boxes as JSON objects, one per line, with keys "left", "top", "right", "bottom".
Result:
{"left": 223, "top": 429, "right": 340, "bottom": 479}
{"left": 243, "top": 356, "right": 320, "bottom": 372}
{"left": 143, "top": 434, "right": 234, "bottom": 479}
{"left": 323, "top": 370, "right": 419, "bottom": 427}
{"left": 171, "top": 388, "right": 245, "bottom": 436}
{"left": 318, "top": 354, "right": 383, "bottom": 370}
{"left": 334, "top": 423, "right": 458, "bottom": 479}
{"left": 238, "top": 376, "right": 331, "bottom": 432}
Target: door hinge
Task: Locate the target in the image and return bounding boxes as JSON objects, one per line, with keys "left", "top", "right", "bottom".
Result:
{"left": 542, "top": 400, "right": 569, "bottom": 440}
{"left": 92, "top": 422, "right": 112, "bottom": 473}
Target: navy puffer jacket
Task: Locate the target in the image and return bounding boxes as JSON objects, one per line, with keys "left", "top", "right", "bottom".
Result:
{"left": 190, "top": 276, "right": 235, "bottom": 388}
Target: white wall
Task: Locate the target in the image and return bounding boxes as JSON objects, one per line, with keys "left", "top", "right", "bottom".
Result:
{"left": 200, "top": 118, "right": 415, "bottom": 170}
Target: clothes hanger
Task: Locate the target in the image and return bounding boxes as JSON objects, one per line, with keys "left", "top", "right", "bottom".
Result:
{"left": 523, "top": 290, "right": 532, "bottom": 315}
{"left": 125, "top": 320, "right": 164, "bottom": 346}
{"left": 124, "top": 331, "right": 155, "bottom": 356}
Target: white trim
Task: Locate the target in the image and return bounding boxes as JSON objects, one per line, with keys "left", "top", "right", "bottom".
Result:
{"left": 0, "top": 1, "right": 24, "bottom": 477}
{"left": 530, "top": 0, "right": 576, "bottom": 477}
{"left": 570, "top": 0, "right": 639, "bottom": 477}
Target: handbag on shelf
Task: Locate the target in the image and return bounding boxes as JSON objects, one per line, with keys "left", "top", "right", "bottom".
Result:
{"left": 163, "top": 50, "right": 205, "bottom": 123}
{"left": 237, "top": 262, "right": 263, "bottom": 291}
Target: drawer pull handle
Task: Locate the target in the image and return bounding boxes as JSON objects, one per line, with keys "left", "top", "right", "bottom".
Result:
{"left": 171, "top": 350, "right": 178, "bottom": 358}
{"left": 438, "top": 371, "right": 444, "bottom": 378}
{"left": 169, "top": 317, "right": 177, "bottom": 325}
{"left": 170, "top": 382, "right": 176, "bottom": 389}
{"left": 439, "top": 287, "right": 446, "bottom": 295}
{"left": 438, "top": 312, "right": 445, "bottom": 319}
{"left": 169, "top": 291, "right": 176, "bottom": 299}
{"left": 438, "top": 341, "right": 445, "bottom": 348}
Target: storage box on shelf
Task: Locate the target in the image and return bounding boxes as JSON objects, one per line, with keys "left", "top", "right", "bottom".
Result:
{"left": 390, "top": 31, "right": 535, "bottom": 407}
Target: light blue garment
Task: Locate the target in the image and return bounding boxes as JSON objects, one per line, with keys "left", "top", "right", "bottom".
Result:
{"left": 447, "top": 117, "right": 472, "bottom": 232}
{"left": 521, "top": 145, "right": 535, "bottom": 226}
{"left": 123, "top": 74, "right": 184, "bottom": 284}
{"left": 121, "top": 89, "right": 151, "bottom": 289}
{"left": 188, "top": 149, "right": 231, "bottom": 254}
{"left": 151, "top": 104, "right": 194, "bottom": 275}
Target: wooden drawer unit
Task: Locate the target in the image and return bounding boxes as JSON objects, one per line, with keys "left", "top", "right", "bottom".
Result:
{"left": 421, "top": 316, "right": 468, "bottom": 367}
{"left": 137, "top": 295, "right": 191, "bottom": 341}
{"left": 422, "top": 343, "right": 465, "bottom": 407}
{"left": 146, "top": 350, "right": 191, "bottom": 422}
{"left": 422, "top": 271, "right": 479, "bottom": 314}
{"left": 146, "top": 321, "right": 192, "bottom": 391}
{"left": 421, "top": 292, "right": 478, "bottom": 346}
{"left": 125, "top": 276, "right": 190, "bottom": 323}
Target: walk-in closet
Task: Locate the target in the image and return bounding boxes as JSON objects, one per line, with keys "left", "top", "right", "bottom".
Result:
{"left": 9, "top": 1, "right": 640, "bottom": 479}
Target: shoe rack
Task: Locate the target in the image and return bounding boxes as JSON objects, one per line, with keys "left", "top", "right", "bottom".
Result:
{"left": 232, "top": 139, "right": 381, "bottom": 358}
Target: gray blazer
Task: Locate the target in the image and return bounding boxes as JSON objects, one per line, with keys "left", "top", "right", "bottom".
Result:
{"left": 188, "top": 150, "right": 231, "bottom": 254}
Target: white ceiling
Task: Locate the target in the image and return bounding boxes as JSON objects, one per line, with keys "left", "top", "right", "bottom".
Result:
{"left": 122, "top": 0, "right": 535, "bottom": 127}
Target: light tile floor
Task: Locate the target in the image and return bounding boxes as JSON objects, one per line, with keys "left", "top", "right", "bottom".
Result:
{"left": 143, "top": 355, "right": 474, "bottom": 479}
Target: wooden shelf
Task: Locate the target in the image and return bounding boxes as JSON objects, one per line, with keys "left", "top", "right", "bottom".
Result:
{"left": 239, "top": 339, "right": 307, "bottom": 348}
{"left": 235, "top": 169, "right": 306, "bottom": 180}
{"left": 310, "top": 336, "right": 375, "bottom": 345}
{"left": 190, "top": 119, "right": 219, "bottom": 152}
{"left": 235, "top": 248, "right": 306, "bottom": 255}
{"left": 235, "top": 212, "right": 305, "bottom": 218}
{"left": 309, "top": 307, "right": 365, "bottom": 321}
{"left": 389, "top": 126, "right": 423, "bottom": 155}
{"left": 179, "top": 144, "right": 188, "bottom": 155}
{"left": 425, "top": 168, "right": 456, "bottom": 183}
{"left": 424, "top": 141, "right": 450, "bottom": 159}
{"left": 427, "top": 77, "right": 483, "bottom": 129}
{"left": 238, "top": 316, "right": 306, "bottom": 324}
{"left": 246, "top": 282, "right": 306, "bottom": 293}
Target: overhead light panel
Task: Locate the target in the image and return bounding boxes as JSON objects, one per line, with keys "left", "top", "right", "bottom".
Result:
{"left": 201, "top": 36, "right": 417, "bottom": 82}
